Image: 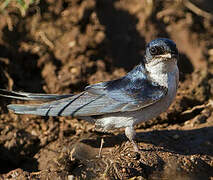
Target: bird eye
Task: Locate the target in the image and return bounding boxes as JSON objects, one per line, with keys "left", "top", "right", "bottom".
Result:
{"left": 150, "top": 47, "right": 158, "bottom": 55}
{"left": 149, "top": 46, "right": 164, "bottom": 55}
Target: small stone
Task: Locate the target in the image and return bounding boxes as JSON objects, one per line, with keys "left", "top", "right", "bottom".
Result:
{"left": 68, "top": 41, "right": 76, "bottom": 48}
{"left": 68, "top": 175, "right": 74, "bottom": 180}
{"left": 173, "top": 134, "right": 179, "bottom": 139}
{"left": 208, "top": 48, "right": 213, "bottom": 56}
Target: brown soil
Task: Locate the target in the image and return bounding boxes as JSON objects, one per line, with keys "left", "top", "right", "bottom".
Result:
{"left": 0, "top": 0, "right": 213, "bottom": 179}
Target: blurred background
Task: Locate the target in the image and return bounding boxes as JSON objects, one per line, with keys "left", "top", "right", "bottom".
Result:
{"left": 0, "top": 0, "right": 213, "bottom": 179}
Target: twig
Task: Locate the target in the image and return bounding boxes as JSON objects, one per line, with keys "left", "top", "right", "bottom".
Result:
{"left": 183, "top": 0, "right": 213, "bottom": 20}
{"left": 181, "top": 100, "right": 213, "bottom": 115}
{"left": 38, "top": 31, "right": 54, "bottom": 49}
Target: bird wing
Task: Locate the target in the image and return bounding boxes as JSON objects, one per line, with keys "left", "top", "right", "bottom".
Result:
{"left": 5, "top": 64, "right": 167, "bottom": 117}
{"left": 84, "top": 65, "right": 167, "bottom": 114}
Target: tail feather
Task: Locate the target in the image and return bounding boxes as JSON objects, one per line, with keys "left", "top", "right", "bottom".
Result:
{"left": 7, "top": 104, "right": 38, "bottom": 114}
{"left": 1, "top": 89, "right": 75, "bottom": 116}
{"left": 0, "top": 89, "right": 73, "bottom": 101}
{"left": 7, "top": 104, "right": 51, "bottom": 116}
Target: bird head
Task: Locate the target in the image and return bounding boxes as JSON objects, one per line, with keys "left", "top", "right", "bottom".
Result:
{"left": 144, "top": 38, "right": 178, "bottom": 67}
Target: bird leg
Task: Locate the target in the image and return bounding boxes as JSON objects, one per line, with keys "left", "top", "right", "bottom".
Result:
{"left": 97, "top": 137, "right": 105, "bottom": 158}
{"left": 125, "top": 126, "right": 139, "bottom": 152}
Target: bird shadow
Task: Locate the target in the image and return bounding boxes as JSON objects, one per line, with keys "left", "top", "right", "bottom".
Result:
{"left": 81, "top": 126, "right": 213, "bottom": 156}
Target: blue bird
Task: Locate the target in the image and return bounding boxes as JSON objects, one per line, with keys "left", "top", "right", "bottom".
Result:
{"left": 0, "top": 38, "right": 179, "bottom": 153}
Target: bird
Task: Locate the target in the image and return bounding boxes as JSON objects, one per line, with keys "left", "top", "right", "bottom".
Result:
{"left": 0, "top": 38, "right": 179, "bottom": 153}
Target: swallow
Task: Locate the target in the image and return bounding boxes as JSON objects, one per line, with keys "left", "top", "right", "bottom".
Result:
{"left": 0, "top": 38, "right": 179, "bottom": 152}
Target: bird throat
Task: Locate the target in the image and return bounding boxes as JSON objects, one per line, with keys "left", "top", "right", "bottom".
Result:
{"left": 145, "top": 60, "right": 177, "bottom": 88}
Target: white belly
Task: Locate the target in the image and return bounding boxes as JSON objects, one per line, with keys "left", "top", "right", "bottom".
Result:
{"left": 95, "top": 69, "right": 179, "bottom": 131}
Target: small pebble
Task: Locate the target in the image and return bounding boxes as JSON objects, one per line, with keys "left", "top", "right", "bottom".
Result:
{"left": 173, "top": 134, "right": 179, "bottom": 139}
{"left": 68, "top": 175, "right": 74, "bottom": 180}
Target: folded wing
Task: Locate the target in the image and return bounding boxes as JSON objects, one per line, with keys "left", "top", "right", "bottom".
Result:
{"left": 2, "top": 64, "right": 167, "bottom": 117}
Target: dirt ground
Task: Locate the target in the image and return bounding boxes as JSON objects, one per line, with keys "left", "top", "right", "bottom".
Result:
{"left": 0, "top": 0, "right": 213, "bottom": 179}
